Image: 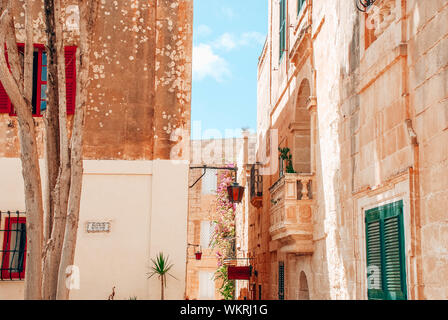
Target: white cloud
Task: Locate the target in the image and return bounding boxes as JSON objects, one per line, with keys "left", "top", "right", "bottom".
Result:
{"left": 192, "top": 44, "right": 230, "bottom": 82}
{"left": 197, "top": 24, "right": 212, "bottom": 37}
{"left": 212, "top": 33, "right": 237, "bottom": 51}
{"left": 211, "top": 31, "right": 266, "bottom": 51}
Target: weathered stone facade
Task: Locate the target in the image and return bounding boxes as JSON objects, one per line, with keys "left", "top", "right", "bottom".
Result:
{"left": 0, "top": 0, "right": 193, "bottom": 300}
{"left": 244, "top": 0, "right": 448, "bottom": 300}
{"left": 0, "top": 0, "right": 192, "bottom": 160}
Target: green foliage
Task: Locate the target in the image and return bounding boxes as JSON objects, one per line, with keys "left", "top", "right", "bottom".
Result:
{"left": 214, "top": 265, "right": 235, "bottom": 300}
{"left": 147, "top": 252, "right": 177, "bottom": 300}
{"left": 278, "top": 147, "right": 295, "bottom": 173}
{"left": 148, "top": 252, "right": 176, "bottom": 282}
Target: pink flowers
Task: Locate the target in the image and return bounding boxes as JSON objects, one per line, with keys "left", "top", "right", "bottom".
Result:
{"left": 210, "top": 165, "right": 237, "bottom": 267}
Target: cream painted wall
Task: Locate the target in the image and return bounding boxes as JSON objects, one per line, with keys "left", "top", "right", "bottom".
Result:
{"left": 0, "top": 159, "right": 189, "bottom": 300}
{"left": 147, "top": 160, "right": 188, "bottom": 300}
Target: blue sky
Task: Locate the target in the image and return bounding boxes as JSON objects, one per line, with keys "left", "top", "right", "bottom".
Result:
{"left": 191, "top": 0, "right": 268, "bottom": 140}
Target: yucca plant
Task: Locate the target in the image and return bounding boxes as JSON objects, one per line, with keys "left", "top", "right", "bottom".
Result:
{"left": 147, "top": 252, "right": 177, "bottom": 300}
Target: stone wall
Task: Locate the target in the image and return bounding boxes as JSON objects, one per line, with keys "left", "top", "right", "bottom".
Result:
{"left": 250, "top": 0, "right": 448, "bottom": 300}
{"left": 0, "top": 0, "right": 193, "bottom": 161}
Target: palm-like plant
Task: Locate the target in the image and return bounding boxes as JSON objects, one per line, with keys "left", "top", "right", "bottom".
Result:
{"left": 147, "top": 252, "right": 177, "bottom": 300}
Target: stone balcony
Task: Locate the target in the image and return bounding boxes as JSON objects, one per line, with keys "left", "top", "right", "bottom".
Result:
{"left": 269, "top": 173, "right": 314, "bottom": 254}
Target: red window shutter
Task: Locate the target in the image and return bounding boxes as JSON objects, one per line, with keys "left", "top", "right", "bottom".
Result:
{"left": 0, "top": 82, "right": 9, "bottom": 113}
{"left": 0, "top": 47, "right": 11, "bottom": 113}
{"left": 65, "top": 46, "right": 76, "bottom": 115}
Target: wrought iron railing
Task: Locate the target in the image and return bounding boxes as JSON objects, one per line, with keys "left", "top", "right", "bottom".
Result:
{"left": 0, "top": 211, "right": 26, "bottom": 281}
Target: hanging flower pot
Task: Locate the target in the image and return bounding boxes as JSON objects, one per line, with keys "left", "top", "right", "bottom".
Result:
{"left": 195, "top": 251, "right": 202, "bottom": 260}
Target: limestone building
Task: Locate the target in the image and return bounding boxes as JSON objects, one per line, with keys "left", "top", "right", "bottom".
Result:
{"left": 0, "top": 0, "right": 193, "bottom": 300}
{"left": 186, "top": 134, "right": 256, "bottom": 300}
{"left": 243, "top": 0, "right": 448, "bottom": 300}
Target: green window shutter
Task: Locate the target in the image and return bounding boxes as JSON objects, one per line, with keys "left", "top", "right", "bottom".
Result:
{"left": 365, "top": 201, "right": 407, "bottom": 300}
{"left": 383, "top": 202, "right": 407, "bottom": 300}
{"left": 298, "top": 0, "right": 306, "bottom": 15}
{"left": 279, "top": 0, "right": 286, "bottom": 60}
{"left": 365, "top": 208, "right": 385, "bottom": 300}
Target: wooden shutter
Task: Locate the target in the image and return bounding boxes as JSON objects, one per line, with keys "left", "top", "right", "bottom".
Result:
{"left": 0, "top": 82, "right": 9, "bottom": 113}
{"left": 365, "top": 208, "right": 384, "bottom": 300}
{"left": 279, "top": 0, "right": 286, "bottom": 59}
{"left": 0, "top": 47, "right": 11, "bottom": 113}
{"left": 365, "top": 201, "right": 407, "bottom": 300}
{"left": 298, "top": 0, "right": 306, "bottom": 14}
{"left": 65, "top": 46, "right": 76, "bottom": 115}
{"left": 383, "top": 202, "right": 407, "bottom": 300}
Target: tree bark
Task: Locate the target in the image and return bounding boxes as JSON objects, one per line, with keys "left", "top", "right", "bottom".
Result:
{"left": 0, "top": 4, "right": 43, "bottom": 300}
{"left": 42, "top": 0, "right": 61, "bottom": 250}
{"left": 161, "top": 277, "right": 165, "bottom": 300}
{"left": 56, "top": 0, "right": 97, "bottom": 300}
{"left": 42, "top": 0, "right": 69, "bottom": 300}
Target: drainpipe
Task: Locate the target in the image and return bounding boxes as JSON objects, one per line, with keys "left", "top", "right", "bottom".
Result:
{"left": 400, "top": 0, "right": 424, "bottom": 300}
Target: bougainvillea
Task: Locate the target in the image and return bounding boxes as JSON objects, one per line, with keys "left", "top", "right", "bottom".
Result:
{"left": 211, "top": 164, "right": 236, "bottom": 300}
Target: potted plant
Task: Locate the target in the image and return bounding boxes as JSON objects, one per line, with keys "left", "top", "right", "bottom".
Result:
{"left": 147, "top": 252, "right": 177, "bottom": 300}
{"left": 195, "top": 246, "right": 202, "bottom": 260}
{"left": 278, "top": 147, "right": 295, "bottom": 175}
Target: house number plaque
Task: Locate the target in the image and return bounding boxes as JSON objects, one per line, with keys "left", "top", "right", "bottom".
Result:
{"left": 86, "top": 221, "right": 110, "bottom": 233}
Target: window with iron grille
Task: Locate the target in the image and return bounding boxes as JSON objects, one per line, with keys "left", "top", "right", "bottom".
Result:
{"left": 278, "top": 261, "right": 285, "bottom": 300}
{"left": 1, "top": 211, "right": 26, "bottom": 281}
{"left": 279, "top": 0, "right": 286, "bottom": 61}
{"left": 365, "top": 200, "right": 407, "bottom": 300}
{"left": 298, "top": 0, "right": 306, "bottom": 15}
{"left": 0, "top": 44, "right": 77, "bottom": 116}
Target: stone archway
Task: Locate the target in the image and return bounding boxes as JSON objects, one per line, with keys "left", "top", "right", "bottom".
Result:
{"left": 298, "top": 271, "right": 310, "bottom": 300}
{"left": 291, "top": 79, "right": 311, "bottom": 173}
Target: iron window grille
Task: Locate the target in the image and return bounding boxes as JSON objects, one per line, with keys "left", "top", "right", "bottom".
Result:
{"left": 278, "top": 261, "right": 285, "bottom": 300}
{"left": 1, "top": 211, "right": 26, "bottom": 281}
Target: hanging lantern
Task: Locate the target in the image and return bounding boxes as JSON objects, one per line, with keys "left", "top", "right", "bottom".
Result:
{"left": 227, "top": 182, "right": 245, "bottom": 203}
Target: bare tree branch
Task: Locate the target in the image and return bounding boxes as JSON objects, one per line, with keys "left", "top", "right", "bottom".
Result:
{"left": 4, "top": 2, "right": 23, "bottom": 95}
{"left": 0, "top": 3, "right": 43, "bottom": 300}
{"left": 23, "top": 0, "right": 33, "bottom": 103}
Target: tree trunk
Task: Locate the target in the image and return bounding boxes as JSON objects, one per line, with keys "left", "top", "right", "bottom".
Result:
{"left": 42, "top": 0, "right": 70, "bottom": 300}
{"left": 0, "top": 4, "right": 44, "bottom": 300}
{"left": 161, "top": 277, "right": 165, "bottom": 300}
{"left": 56, "top": 0, "right": 98, "bottom": 300}
{"left": 42, "top": 0, "right": 61, "bottom": 250}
